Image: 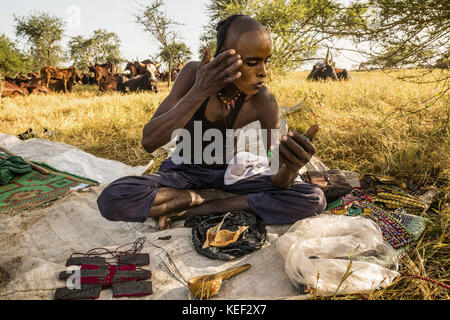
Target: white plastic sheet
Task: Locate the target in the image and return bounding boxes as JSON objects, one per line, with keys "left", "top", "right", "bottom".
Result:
{"left": 0, "top": 186, "right": 307, "bottom": 300}
{"left": 276, "top": 215, "right": 400, "bottom": 296}
{"left": 0, "top": 134, "right": 152, "bottom": 185}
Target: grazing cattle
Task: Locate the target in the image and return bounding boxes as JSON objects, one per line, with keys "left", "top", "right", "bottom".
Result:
{"left": 90, "top": 63, "right": 115, "bottom": 86}
{"left": 41, "top": 66, "right": 82, "bottom": 92}
{"left": 1, "top": 81, "right": 27, "bottom": 98}
{"left": 333, "top": 67, "right": 349, "bottom": 80}
{"left": 117, "top": 72, "right": 158, "bottom": 93}
{"left": 307, "top": 48, "right": 350, "bottom": 81}
{"left": 14, "top": 78, "right": 32, "bottom": 88}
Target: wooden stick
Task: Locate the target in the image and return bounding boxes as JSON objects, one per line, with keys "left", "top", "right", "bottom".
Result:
{"left": 0, "top": 145, "right": 50, "bottom": 175}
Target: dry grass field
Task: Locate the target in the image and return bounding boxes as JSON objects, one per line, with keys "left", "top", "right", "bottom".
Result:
{"left": 0, "top": 69, "right": 448, "bottom": 299}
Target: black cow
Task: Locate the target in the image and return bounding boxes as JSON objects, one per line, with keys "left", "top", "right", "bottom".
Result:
{"left": 117, "top": 72, "right": 158, "bottom": 93}
{"left": 307, "top": 48, "right": 350, "bottom": 81}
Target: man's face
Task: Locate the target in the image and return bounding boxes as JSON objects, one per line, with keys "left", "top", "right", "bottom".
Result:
{"left": 225, "top": 28, "right": 272, "bottom": 96}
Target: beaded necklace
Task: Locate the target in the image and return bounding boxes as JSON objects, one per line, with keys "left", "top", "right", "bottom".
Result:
{"left": 217, "top": 89, "right": 242, "bottom": 110}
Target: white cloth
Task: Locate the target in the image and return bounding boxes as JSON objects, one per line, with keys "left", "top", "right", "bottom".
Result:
{"left": 224, "top": 151, "right": 303, "bottom": 185}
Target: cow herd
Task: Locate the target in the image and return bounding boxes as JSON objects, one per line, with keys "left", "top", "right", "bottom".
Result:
{"left": 1, "top": 48, "right": 350, "bottom": 98}
{"left": 1, "top": 60, "right": 185, "bottom": 98}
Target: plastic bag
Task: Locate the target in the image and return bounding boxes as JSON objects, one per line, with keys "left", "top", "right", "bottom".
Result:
{"left": 276, "top": 214, "right": 400, "bottom": 296}
{"left": 185, "top": 211, "right": 267, "bottom": 261}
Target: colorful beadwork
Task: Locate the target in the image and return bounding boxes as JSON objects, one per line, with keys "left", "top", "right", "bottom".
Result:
{"left": 323, "top": 199, "right": 414, "bottom": 249}
{"left": 360, "top": 173, "right": 427, "bottom": 215}
{"left": 217, "top": 90, "right": 242, "bottom": 110}
{"left": 370, "top": 192, "right": 427, "bottom": 214}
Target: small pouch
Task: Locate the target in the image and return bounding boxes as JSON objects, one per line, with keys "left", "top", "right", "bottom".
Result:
{"left": 59, "top": 264, "right": 108, "bottom": 281}
{"left": 112, "top": 281, "right": 153, "bottom": 298}
{"left": 65, "top": 256, "right": 106, "bottom": 266}
{"left": 54, "top": 284, "right": 102, "bottom": 300}
{"left": 59, "top": 264, "right": 151, "bottom": 285}
{"left": 117, "top": 253, "right": 150, "bottom": 266}
{"left": 301, "top": 169, "right": 353, "bottom": 203}
{"left": 135, "top": 270, "right": 152, "bottom": 281}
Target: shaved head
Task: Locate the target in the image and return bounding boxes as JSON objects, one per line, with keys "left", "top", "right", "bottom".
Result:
{"left": 223, "top": 16, "right": 268, "bottom": 49}
{"left": 214, "top": 15, "right": 269, "bottom": 57}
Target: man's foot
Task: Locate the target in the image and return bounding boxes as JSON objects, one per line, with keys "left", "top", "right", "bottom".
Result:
{"left": 191, "top": 189, "right": 238, "bottom": 205}
{"left": 158, "top": 216, "right": 172, "bottom": 230}
{"left": 166, "top": 195, "right": 252, "bottom": 220}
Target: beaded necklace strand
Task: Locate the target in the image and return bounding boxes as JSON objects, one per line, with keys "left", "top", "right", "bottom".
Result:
{"left": 217, "top": 90, "right": 242, "bottom": 110}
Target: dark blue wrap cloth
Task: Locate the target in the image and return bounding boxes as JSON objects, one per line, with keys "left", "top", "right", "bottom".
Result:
{"left": 97, "top": 157, "right": 326, "bottom": 225}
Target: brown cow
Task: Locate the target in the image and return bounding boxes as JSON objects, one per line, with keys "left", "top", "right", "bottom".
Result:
{"left": 159, "top": 69, "right": 178, "bottom": 82}
{"left": 81, "top": 73, "right": 96, "bottom": 85}
{"left": 99, "top": 73, "right": 124, "bottom": 92}
{"left": 1, "top": 81, "right": 28, "bottom": 98}
{"left": 41, "top": 66, "right": 82, "bottom": 92}
{"left": 28, "top": 72, "right": 42, "bottom": 85}
{"left": 90, "top": 63, "right": 115, "bottom": 85}
{"left": 124, "top": 62, "right": 138, "bottom": 78}
{"left": 48, "top": 79, "right": 75, "bottom": 93}
{"left": 22, "top": 83, "right": 52, "bottom": 95}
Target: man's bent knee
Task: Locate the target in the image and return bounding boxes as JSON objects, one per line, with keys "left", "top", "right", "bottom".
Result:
{"left": 96, "top": 178, "right": 158, "bottom": 223}
{"left": 309, "top": 185, "right": 327, "bottom": 215}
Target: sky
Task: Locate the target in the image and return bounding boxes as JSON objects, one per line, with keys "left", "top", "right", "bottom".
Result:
{"left": 0, "top": 0, "right": 365, "bottom": 70}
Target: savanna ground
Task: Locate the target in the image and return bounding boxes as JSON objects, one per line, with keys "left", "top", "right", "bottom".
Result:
{"left": 0, "top": 69, "right": 448, "bottom": 299}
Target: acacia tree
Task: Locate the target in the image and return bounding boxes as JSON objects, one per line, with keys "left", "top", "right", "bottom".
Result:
{"left": 0, "top": 34, "right": 30, "bottom": 76}
{"left": 134, "top": 0, "right": 182, "bottom": 87}
{"left": 68, "top": 29, "right": 124, "bottom": 72}
{"left": 159, "top": 42, "right": 192, "bottom": 67}
{"left": 346, "top": 0, "right": 449, "bottom": 95}
{"left": 14, "top": 11, "right": 65, "bottom": 70}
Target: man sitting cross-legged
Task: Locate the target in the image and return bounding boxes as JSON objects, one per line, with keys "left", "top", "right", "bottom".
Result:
{"left": 97, "top": 14, "right": 327, "bottom": 229}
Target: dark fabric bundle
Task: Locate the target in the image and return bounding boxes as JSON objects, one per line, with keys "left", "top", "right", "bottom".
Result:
{"left": 0, "top": 155, "right": 32, "bottom": 185}
{"left": 185, "top": 211, "right": 267, "bottom": 261}
{"left": 301, "top": 169, "right": 353, "bottom": 203}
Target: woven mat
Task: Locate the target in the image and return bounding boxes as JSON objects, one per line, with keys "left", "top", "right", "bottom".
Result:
{"left": 0, "top": 154, "right": 98, "bottom": 214}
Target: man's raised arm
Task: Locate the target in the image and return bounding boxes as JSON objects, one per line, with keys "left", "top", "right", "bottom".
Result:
{"left": 142, "top": 48, "right": 243, "bottom": 153}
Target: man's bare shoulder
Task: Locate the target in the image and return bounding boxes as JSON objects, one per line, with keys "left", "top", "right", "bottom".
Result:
{"left": 250, "top": 85, "right": 279, "bottom": 115}
{"left": 175, "top": 61, "right": 199, "bottom": 83}
{"left": 164, "top": 61, "right": 200, "bottom": 99}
